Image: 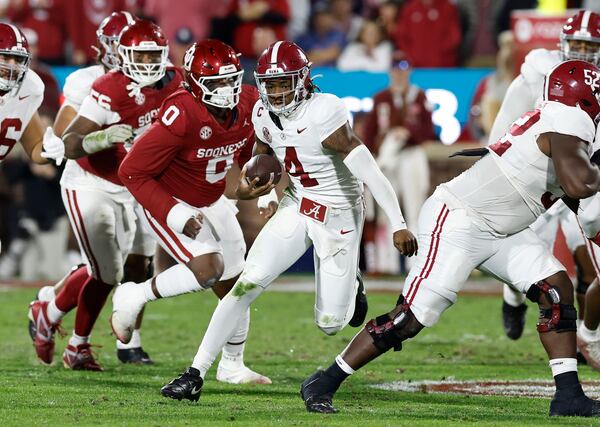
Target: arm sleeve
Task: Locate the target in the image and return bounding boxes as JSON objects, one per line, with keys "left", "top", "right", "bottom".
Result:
{"left": 118, "top": 121, "right": 187, "bottom": 229}
{"left": 344, "top": 144, "right": 406, "bottom": 231}
{"left": 487, "top": 75, "right": 536, "bottom": 145}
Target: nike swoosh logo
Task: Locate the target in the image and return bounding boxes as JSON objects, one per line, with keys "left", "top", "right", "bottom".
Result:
{"left": 340, "top": 229, "right": 354, "bottom": 235}
{"left": 18, "top": 95, "right": 29, "bottom": 100}
{"left": 191, "top": 385, "right": 201, "bottom": 395}
{"left": 297, "top": 127, "right": 307, "bottom": 134}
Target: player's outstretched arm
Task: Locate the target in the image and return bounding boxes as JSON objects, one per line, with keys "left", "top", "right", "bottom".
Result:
{"left": 323, "top": 122, "right": 418, "bottom": 256}
{"left": 19, "top": 112, "right": 55, "bottom": 165}
{"left": 546, "top": 132, "right": 600, "bottom": 199}
{"left": 62, "top": 115, "right": 133, "bottom": 159}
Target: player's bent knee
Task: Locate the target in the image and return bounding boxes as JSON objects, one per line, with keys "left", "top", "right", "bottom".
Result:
{"left": 526, "top": 280, "right": 577, "bottom": 333}
{"left": 123, "top": 255, "right": 152, "bottom": 283}
{"left": 188, "top": 254, "right": 224, "bottom": 289}
{"left": 365, "top": 295, "right": 424, "bottom": 353}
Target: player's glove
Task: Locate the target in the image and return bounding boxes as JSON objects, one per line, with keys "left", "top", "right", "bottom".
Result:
{"left": 82, "top": 124, "right": 134, "bottom": 154}
{"left": 41, "top": 127, "right": 65, "bottom": 166}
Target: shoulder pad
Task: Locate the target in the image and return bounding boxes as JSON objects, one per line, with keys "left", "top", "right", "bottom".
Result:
{"left": 520, "top": 49, "right": 561, "bottom": 85}
{"left": 20, "top": 70, "right": 44, "bottom": 97}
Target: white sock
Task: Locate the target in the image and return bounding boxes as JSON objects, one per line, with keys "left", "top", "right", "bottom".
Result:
{"left": 46, "top": 299, "right": 65, "bottom": 324}
{"left": 37, "top": 286, "right": 56, "bottom": 302}
{"left": 220, "top": 308, "right": 250, "bottom": 369}
{"left": 549, "top": 358, "right": 578, "bottom": 377}
{"left": 335, "top": 354, "right": 355, "bottom": 375}
{"left": 116, "top": 329, "right": 142, "bottom": 349}
{"left": 192, "top": 282, "right": 264, "bottom": 378}
{"left": 143, "top": 264, "right": 202, "bottom": 301}
{"left": 68, "top": 332, "right": 89, "bottom": 348}
{"left": 503, "top": 284, "right": 526, "bottom": 307}
{"left": 577, "top": 319, "right": 583, "bottom": 330}
{"left": 579, "top": 323, "right": 599, "bottom": 342}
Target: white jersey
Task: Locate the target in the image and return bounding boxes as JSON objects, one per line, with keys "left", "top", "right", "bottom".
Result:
{"left": 0, "top": 70, "right": 44, "bottom": 162}
{"left": 252, "top": 93, "right": 362, "bottom": 208}
{"left": 58, "top": 65, "right": 125, "bottom": 194}
{"left": 439, "top": 101, "right": 595, "bottom": 236}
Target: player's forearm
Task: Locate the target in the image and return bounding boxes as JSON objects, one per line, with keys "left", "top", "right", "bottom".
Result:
{"left": 344, "top": 145, "right": 406, "bottom": 231}
{"left": 29, "top": 142, "right": 49, "bottom": 164}
{"left": 62, "top": 132, "right": 88, "bottom": 159}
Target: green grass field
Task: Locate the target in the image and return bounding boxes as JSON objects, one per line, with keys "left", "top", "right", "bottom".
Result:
{"left": 2, "top": 285, "right": 600, "bottom": 426}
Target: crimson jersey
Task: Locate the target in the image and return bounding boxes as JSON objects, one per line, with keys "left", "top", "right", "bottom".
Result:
{"left": 119, "top": 84, "right": 258, "bottom": 224}
{"left": 77, "top": 66, "right": 184, "bottom": 186}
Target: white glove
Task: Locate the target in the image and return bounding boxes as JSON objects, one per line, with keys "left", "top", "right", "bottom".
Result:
{"left": 82, "top": 124, "right": 134, "bottom": 154}
{"left": 40, "top": 127, "right": 65, "bottom": 166}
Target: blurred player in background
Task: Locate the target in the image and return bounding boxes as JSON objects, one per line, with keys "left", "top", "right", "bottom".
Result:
{"left": 30, "top": 19, "right": 180, "bottom": 371}
{"left": 158, "top": 41, "right": 417, "bottom": 402}
{"left": 300, "top": 60, "right": 600, "bottom": 417}
{"left": 111, "top": 39, "right": 270, "bottom": 385}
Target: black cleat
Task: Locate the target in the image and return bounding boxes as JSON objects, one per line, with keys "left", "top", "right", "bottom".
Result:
{"left": 349, "top": 271, "right": 368, "bottom": 327}
{"left": 161, "top": 367, "right": 203, "bottom": 402}
{"left": 502, "top": 302, "right": 527, "bottom": 340}
{"left": 117, "top": 347, "right": 153, "bottom": 364}
{"left": 300, "top": 370, "right": 338, "bottom": 414}
{"left": 550, "top": 388, "right": 600, "bottom": 417}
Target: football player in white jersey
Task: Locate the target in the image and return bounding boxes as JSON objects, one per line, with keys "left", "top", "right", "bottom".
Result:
{"left": 491, "top": 10, "right": 600, "bottom": 342}
{"left": 30, "top": 12, "right": 162, "bottom": 368}
{"left": 0, "top": 23, "right": 62, "bottom": 168}
{"left": 159, "top": 41, "right": 417, "bottom": 402}
{"left": 299, "top": 60, "right": 600, "bottom": 417}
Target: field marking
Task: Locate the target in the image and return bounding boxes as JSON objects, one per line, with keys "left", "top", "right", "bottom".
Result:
{"left": 371, "top": 379, "right": 600, "bottom": 399}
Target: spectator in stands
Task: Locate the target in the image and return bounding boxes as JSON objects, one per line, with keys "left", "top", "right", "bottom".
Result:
{"left": 142, "top": 0, "right": 230, "bottom": 70}
{"left": 376, "top": 1, "right": 400, "bottom": 40}
{"left": 287, "top": 0, "right": 310, "bottom": 40}
{"left": 296, "top": 3, "right": 346, "bottom": 67}
{"left": 394, "top": 0, "right": 462, "bottom": 67}
{"left": 7, "top": 0, "right": 68, "bottom": 65}
{"left": 330, "top": 0, "right": 363, "bottom": 42}
{"left": 364, "top": 52, "right": 435, "bottom": 273}
{"left": 337, "top": 20, "right": 392, "bottom": 72}
{"left": 228, "top": 0, "right": 289, "bottom": 60}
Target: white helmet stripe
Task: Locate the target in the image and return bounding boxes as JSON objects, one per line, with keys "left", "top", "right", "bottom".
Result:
{"left": 8, "top": 24, "right": 22, "bottom": 47}
{"left": 582, "top": 10, "right": 592, "bottom": 33}
{"left": 122, "top": 11, "right": 135, "bottom": 25}
{"left": 270, "top": 41, "right": 283, "bottom": 66}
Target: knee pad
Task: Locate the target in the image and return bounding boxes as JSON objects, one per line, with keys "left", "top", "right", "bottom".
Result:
{"left": 365, "top": 295, "right": 420, "bottom": 353}
{"left": 526, "top": 280, "right": 577, "bottom": 333}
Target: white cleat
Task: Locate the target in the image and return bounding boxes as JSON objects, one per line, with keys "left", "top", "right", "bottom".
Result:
{"left": 577, "top": 332, "right": 600, "bottom": 372}
{"left": 216, "top": 363, "right": 272, "bottom": 385}
{"left": 110, "top": 282, "right": 146, "bottom": 344}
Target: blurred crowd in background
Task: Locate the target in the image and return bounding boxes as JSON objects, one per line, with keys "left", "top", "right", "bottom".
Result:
{"left": 0, "top": 0, "right": 597, "bottom": 280}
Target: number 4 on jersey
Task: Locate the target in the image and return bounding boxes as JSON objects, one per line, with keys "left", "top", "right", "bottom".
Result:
{"left": 284, "top": 147, "right": 318, "bottom": 187}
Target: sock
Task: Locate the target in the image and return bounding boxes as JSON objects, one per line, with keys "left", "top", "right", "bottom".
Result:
{"left": 553, "top": 369, "right": 584, "bottom": 396}
{"left": 335, "top": 354, "right": 355, "bottom": 375}
{"left": 54, "top": 265, "right": 90, "bottom": 313}
{"left": 46, "top": 299, "right": 65, "bottom": 325}
{"left": 579, "top": 323, "right": 598, "bottom": 342}
{"left": 143, "top": 264, "right": 202, "bottom": 301}
{"left": 503, "top": 284, "right": 526, "bottom": 307}
{"left": 220, "top": 308, "right": 250, "bottom": 369}
{"left": 192, "top": 282, "right": 264, "bottom": 378}
{"left": 74, "top": 277, "right": 113, "bottom": 337}
{"left": 116, "top": 329, "right": 142, "bottom": 349}
{"left": 68, "top": 332, "right": 89, "bottom": 347}
{"left": 549, "top": 358, "right": 578, "bottom": 378}
{"left": 313, "top": 359, "right": 350, "bottom": 395}
{"left": 37, "top": 286, "right": 56, "bottom": 302}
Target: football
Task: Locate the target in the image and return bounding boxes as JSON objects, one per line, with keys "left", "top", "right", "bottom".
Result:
{"left": 245, "top": 154, "right": 283, "bottom": 186}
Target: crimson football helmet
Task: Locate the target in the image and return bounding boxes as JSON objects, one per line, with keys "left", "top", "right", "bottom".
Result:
{"left": 560, "top": 10, "right": 600, "bottom": 65}
{"left": 95, "top": 11, "right": 136, "bottom": 70}
{"left": 183, "top": 39, "right": 243, "bottom": 109}
{"left": 0, "top": 23, "right": 30, "bottom": 93}
{"left": 118, "top": 19, "right": 169, "bottom": 86}
{"left": 544, "top": 59, "right": 600, "bottom": 124}
{"left": 254, "top": 41, "right": 312, "bottom": 116}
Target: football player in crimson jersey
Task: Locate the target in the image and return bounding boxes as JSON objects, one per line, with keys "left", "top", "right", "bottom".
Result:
{"left": 28, "top": 11, "right": 159, "bottom": 366}
{"left": 491, "top": 10, "right": 600, "bottom": 344}
{"left": 301, "top": 60, "right": 600, "bottom": 417}
{"left": 113, "top": 39, "right": 270, "bottom": 387}
{"left": 159, "top": 40, "right": 416, "bottom": 402}
{"left": 28, "top": 19, "right": 181, "bottom": 371}
{"left": 0, "top": 23, "right": 63, "bottom": 166}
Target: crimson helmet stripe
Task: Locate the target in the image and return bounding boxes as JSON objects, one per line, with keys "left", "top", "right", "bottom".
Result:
{"left": 270, "top": 41, "right": 283, "bottom": 67}
{"left": 8, "top": 24, "right": 22, "bottom": 48}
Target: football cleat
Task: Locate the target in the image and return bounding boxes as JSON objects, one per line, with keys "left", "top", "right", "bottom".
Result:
{"left": 349, "top": 271, "right": 368, "bottom": 327}
{"left": 550, "top": 388, "right": 600, "bottom": 416}
{"left": 110, "top": 282, "right": 146, "bottom": 344}
{"left": 502, "top": 301, "right": 527, "bottom": 340}
{"left": 63, "top": 343, "right": 103, "bottom": 371}
{"left": 117, "top": 347, "right": 153, "bottom": 364}
{"left": 216, "top": 363, "right": 272, "bottom": 384}
{"left": 300, "top": 370, "right": 338, "bottom": 414}
{"left": 577, "top": 333, "right": 600, "bottom": 372}
{"left": 27, "top": 286, "right": 56, "bottom": 341}
{"left": 161, "top": 367, "right": 203, "bottom": 402}
{"left": 30, "top": 300, "right": 63, "bottom": 364}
